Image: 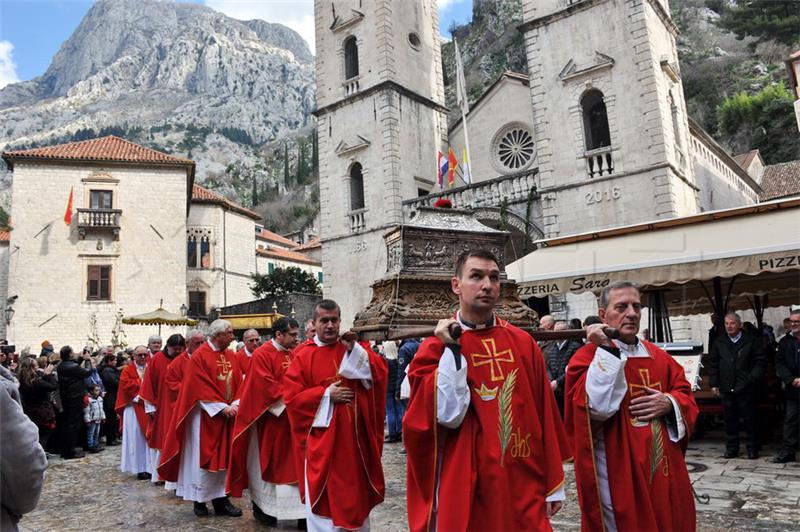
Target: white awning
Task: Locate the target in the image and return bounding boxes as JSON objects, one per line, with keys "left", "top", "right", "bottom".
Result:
{"left": 507, "top": 198, "right": 800, "bottom": 313}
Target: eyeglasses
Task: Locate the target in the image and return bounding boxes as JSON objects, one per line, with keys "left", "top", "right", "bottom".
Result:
{"left": 790, "top": 321, "right": 800, "bottom": 325}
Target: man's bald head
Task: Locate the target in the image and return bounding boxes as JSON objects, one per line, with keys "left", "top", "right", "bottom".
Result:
{"left": 540, "top": 315, "right": 555, "bottom": 330}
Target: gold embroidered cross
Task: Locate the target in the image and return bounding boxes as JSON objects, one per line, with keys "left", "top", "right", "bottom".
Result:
{"left": 629, "top": 368, "right": 662, "bottom": 398}
{"left": 470, "top": 338, "right": 515, "bottom": 382}
{"left": 216, "top": 354, "right": 232, "bottom": 378}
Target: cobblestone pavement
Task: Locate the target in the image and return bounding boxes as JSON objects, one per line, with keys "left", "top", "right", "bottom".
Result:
{"left": 19, "top": 437, "right": 800, "bottom": 531}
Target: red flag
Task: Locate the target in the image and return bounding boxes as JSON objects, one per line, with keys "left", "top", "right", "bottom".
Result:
{"left": 64, "top": 186, "right": 74, "bottom": 226}
{"left": 447, "top": 147, "right": 458, "bottom": 187}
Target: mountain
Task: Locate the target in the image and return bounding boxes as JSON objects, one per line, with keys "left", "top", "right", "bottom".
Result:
{"left": 0, "top": 0, "right": 317, "bottom": 225}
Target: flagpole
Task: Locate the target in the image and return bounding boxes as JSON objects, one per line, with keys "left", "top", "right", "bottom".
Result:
{"left": 454, "top": 38, "right": 473, "bottom": 186}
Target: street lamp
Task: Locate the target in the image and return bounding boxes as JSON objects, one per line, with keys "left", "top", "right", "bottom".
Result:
{"left": 4, "top": 306, "right": 14, "bottom": 325}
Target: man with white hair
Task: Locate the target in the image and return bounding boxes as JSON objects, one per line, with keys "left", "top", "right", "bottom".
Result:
{"left": 147, "top": 335, "right": 162, "bottom": 361}
{"left": 116, "top": 346, "right": 150, "bottom": 479}
{"left": 708, "top": 312, "right": 766, "bottom": 459}
{"left": 158, "top": 320, "right": 244, "bottom": 518}
{"left": 236, "top": 329, "right": 261, "bottom": 375}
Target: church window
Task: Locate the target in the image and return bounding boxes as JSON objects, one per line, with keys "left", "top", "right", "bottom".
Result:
{"left": 187, "top": 228, "right": 213, "bottom": 269}
{"left": 188, "top": 291, "right": 206, "bottom": 317}
{"left": 87, "top": 265, "right": 111, "bottom": 301}
{"left": 89, "top": 190, "right": 113, "bottom": 210}
{"left": 344, "top": 36, "right": 359, "bottom": 80}
{"left": 491, "top": 123, "right": 536, "bottom": 174}
{"left": 349, "top": 163, "right": 365, "bottom": 210}
{"left": 408, "top": 32, "right": 421, "bottom": 50}
{"left": 581, "top": 90, "right": 611, "bottom": 151}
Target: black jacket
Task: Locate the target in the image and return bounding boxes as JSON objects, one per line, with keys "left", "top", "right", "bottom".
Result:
{"left": 99, "top": 365, "right": 120, "bottom": 409}
{"left": 19, "top": 373, "right": 57, "bottom": 428}
{"left": 708, "top": 333, "right": 766, "bottom": 394}
{"left": 544, "top": 339, "right": 583, "bottom": 392}
{"left": 775, "top": 334, "right": 800, "bottom": 400}
{"left": 396, "top": 339, "right": 420, "bottom": 398}
{"left": 57, "top": 360, "right": 92, "bottom": 403}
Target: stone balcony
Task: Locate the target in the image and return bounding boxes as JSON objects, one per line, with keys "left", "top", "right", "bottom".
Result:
{"left": 585, "top": 146, "right": 615, "bottom": 178}
{"left": 402, "top": 170, "right": 538, "bottom": 219}
{"left": 348, "top": 208, "right": 366, "bottom": 233}
{"left": 77, "top": 208, "right": 122, "bottom": 240}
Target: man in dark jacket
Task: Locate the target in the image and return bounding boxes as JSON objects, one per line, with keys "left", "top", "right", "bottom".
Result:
{"left": 99, "top": 353, "right": 120, "bottom": 446}
{"left": 57, "top": 346, "right": 94, "bottom": 459}
{"left": 395, "top": 338, "right": 420, "bottom": 402}
{"left": 708, "top": 312, "right": 766, "bottom": 459}
{"left": 774, "top": 309, "right": 800, "bottom": 463}
{"left": 544, "top": 321, "right": 582, "bottom": 416}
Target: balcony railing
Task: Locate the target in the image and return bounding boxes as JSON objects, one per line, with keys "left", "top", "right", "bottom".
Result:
{"left": 348, "top": 208, "right": 366, "bottom": 233}
{"left": 402, "top": 170, "right": 538, "bottom": 218}
{"left": 343, "top": 77, "right": 360, "bottom": 97}
{"left": 77, "top": 208, "right": 122, "bottom": 240}
{"left": 585, "top": 146, "right": 614, "bottom": 178}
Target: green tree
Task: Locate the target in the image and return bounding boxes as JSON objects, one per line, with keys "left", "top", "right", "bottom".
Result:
{"left": 717, "top": 82, "right": 800, "bottom": 163}
{"left": 0, "top": 206, "right": 10, "bottom": 231}
{"left": 312, "top": 129, "right": 319, "bottom": 178}
{"left": 284, "top": 142, "right": 291, "bottom": 186}
{"left": 250, "top": 267, "right": 321, "bottom": 299}
{"left": 251, "top": 173, "right": 259, "bottom": 206}
{"left": 716, "top": 0, "right": 800, "bottom": 49}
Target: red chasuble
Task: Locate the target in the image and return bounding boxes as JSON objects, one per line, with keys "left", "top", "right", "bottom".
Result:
{"left": 236, "top": 348, "right": 253, "bottom": 375}
{"left": 158, "top": 342, "right": 243, "bottom": 481}
{"left": 565, "top": 341, "right": 699, "bottom": 532}
{"left": 284, "top": 339, "right": 388, "bottom": 530}
{"left": 114, "top": 363, "right": 148, "bottom": 435}
{"left": 404, "top": 319, "right": 570, "bottom": 532}
{"left": 138, "top": 350, "right": 178, "bottom": 450}
{"left": 227, "top": 341, "right": 298, "bottom": 497}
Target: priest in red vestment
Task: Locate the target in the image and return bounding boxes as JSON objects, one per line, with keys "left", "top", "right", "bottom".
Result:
{"left": 226, "top": 317, "right": 305, "bottom": 528}
{"left": 158, "top": 319, "right": 244, "bottom": 518}
{"left": 160, "top": 329, "right": 206, "bottom": 493}
{"left": 115, "top": 346, "right": 150, "bottom": 479}
{"left": 284, "top": 299, "right": 388, "bottom": 531}
{"left": 404, "top": 249, "right": 569, "bottom": 532}
{"left": 235, "top": 328, "right": 261, "bottom": 375}
{"left": 565, "top": 281, "right": 698, "bottom": 532}
{"left": 139, "top": 333, "right": 185, "bottom": 482}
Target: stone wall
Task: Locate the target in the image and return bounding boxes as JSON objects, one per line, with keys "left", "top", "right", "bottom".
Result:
{"left": 448, "top": 76, "right": 535, "bottom": 184}
{"left": 8, "top": 163, "right": 188, "bottom": 349}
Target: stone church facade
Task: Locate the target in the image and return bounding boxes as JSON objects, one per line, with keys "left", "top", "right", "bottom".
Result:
{"left": 316, "top": 0, "right": 762, "bottom": 328}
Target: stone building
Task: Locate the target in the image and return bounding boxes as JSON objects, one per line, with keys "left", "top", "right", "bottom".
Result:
{"left": 313, "top": 0, "right": 448, "bottom": 324}
{"left": 2, "top": 136, "right": 192, "bottom": 349}
{"left": 186, "top": 184, "right": 262, "bottom": 318}
{"left": 315, "top": 0, "right": 764, "bottom": 332}
{"left": 2, "top": 136, "right": 321, "bottom": 348}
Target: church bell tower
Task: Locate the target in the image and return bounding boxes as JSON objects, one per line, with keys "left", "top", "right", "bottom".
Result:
{"left": 519, "top": 0, "right": 699, "bottom": 238}
{"left": 314, "top": 0, "right": 447, "bottom": 325}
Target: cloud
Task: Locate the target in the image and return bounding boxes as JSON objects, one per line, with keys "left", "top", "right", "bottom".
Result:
{"left": 0, "top": 41, "right": 21, "bottom": 89}
{"left": 205, "top": 0, "right": 316, "bottom": 54}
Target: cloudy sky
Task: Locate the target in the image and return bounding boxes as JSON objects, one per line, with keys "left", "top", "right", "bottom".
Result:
{"left": 0, "top": 0, "right": 473, "bottom": 88}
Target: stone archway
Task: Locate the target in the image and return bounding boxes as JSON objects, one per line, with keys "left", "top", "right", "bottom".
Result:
{"left": 471, "top": 207, "right": 542, "bottom": 263}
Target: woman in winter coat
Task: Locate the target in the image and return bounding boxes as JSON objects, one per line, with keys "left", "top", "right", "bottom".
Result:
{"left": 99, "top": 353, "right": 121, "bottom": 445}
{"left": 17, "top": 357, "right": 58, "bottom": 449}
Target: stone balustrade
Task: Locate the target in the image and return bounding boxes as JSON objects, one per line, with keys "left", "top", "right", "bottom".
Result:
{"left": 77, "top": 208, "right": 122, "bottom": 239}
{"left": 402, "top": 170, "right": 538, "bottom": 218}
{"left": 348, "top": 208, "right": 366, "bottom": 233}
{"left": 585, "top": 146, "right": 614, "bottom": 178}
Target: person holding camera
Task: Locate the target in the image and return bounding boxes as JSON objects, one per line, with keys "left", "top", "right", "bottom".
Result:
{"left": 57, "top": 345, "right": 94, "bottom": 459}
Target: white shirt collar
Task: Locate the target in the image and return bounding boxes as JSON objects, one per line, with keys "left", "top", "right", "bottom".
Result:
{"left": 456, "top": 311, "right": 496, "bottom": 330}
{"left": 313, "top": 334, "right": 331, "bottom": 347}
{"left": 729, "top": 332, "right": 743, "bottom": 343}
{"left": 271, "top": 338, "right": 287, "bottom": 352}
{"left": 613, "top": 339, "right": 649, "bottom": 358}
{"left": 207, "top": 339, "right": 222, "bottom": 352}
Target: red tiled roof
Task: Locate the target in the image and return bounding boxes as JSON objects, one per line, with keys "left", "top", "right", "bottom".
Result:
{"left": 191, "top": 184, "right": 261, "bottom": 220}
{"left": 0, "top": 231, "right": 10, "bottom": 242}
{"left": 256, "top": 246, "right": 321, "bottom": 266}
{"left": 256, "top": 229, "right": 298, "bottom": 248}
{"left": 2, "top": 136, "right": 194, "bottom": 169}
{"left": 759, "top": 160, "right": 800, "bottom": 201}
{"left": 294, "top": 236, "right": 321, "bottom": 251}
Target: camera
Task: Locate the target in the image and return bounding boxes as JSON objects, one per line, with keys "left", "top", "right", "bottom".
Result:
{"left": 0, "top": 345, "right": 15, "bottom": 355}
